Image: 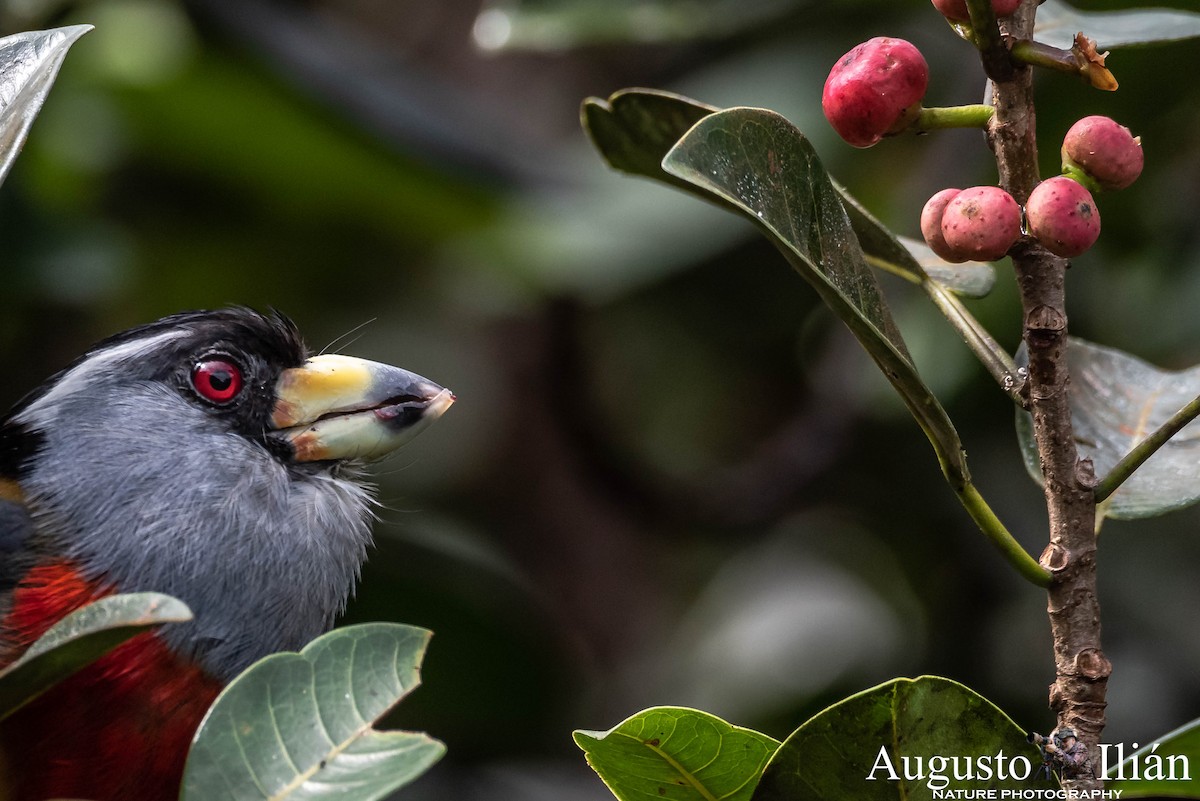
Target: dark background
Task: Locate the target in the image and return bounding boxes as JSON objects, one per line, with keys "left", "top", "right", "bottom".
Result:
{"left": 3, "top": 1, "right": 1200, "bottom": 798}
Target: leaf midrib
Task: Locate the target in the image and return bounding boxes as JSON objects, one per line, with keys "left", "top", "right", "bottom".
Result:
{"left": 613, "top": 730, "right": 720, "bottom": 801}
{"left": 266, "top": 640, "right": 404, "bottom": 800}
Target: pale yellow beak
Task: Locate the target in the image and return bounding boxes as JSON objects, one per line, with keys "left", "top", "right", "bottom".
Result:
{"left": 269, "top": 354, "right": 454, "bottom": 462}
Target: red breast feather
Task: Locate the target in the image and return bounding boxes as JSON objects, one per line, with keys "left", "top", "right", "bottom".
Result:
{"left": 0, "top": 561, "right": 221, "bottom": 801}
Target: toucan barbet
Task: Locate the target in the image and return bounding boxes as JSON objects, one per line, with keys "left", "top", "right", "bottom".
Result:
{"left": 0, "top": 307, "right": 454, "bottom": 801}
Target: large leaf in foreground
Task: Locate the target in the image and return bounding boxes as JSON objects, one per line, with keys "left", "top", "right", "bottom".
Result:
{"left": 1016, "top": 338, "right": 1200, "bottom": 519}
{"left": 0, "top": 25, "right": 92, "bottom": 188}
{"left": 182, "top": 623, "right": 444, "bottom": 801}
{"left": 753, "top": 676, "right": 1041, "bottom": 801}
{"left": 575, "top": 706, "right": 779, "bottom": 801}
{"left": 660, "top": 106, "right": 966, "bottom": 479}
{"left": 0, "top": 592, "right": 192, "bottom": 720}
{"left": 1036, "top": 0, "right": 1200, "bottom": 49}
{"left": 1107, "top": 718, "right": 1200, "bottom": 797}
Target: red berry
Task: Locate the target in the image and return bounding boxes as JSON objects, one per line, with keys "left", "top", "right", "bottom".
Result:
{"left": 931, "top": 0, "right": 1021, "bottom": 23}
{"left": 921, "top": 188, "right": 965, "bottom": 262}
{"left": 822, "top": 37, "right": 928, "bottom": 148}
{"left": 1061, "top": 115, "right": 1143, "bottom": 191}
{"left": 939, "top": 186, "right": 1021, "bottom": 261}
{"left": 1026, "top": 176, "right": 1101, "bottom": 258}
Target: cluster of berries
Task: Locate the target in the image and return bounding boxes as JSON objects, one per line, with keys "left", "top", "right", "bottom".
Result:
{"left": 821, "top": 3, "right": 1143, "bottom": 263}
{"left": 920, "top": 117, "right": 1140, "bottom": 262}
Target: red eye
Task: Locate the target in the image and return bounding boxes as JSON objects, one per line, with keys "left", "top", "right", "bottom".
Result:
{"left": 191, "top": 359, "right": 244, "bottom": 404}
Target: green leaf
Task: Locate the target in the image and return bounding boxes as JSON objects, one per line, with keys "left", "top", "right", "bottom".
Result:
{"left": 752, "top": 676, "right": 1041, "bottom": 801}
{"left": 1106, "top": 718, "right": 1200, "bottom": 797}
{"left": 585, "top": 94, "right": 1046, "bottom": 586}
{"left": 582, "top": 89, "right": 723, "bottom": 199}
{"left": 658, "top": 106, "right": 909, "bottom": 358}
{"left": 1016, "top": 338, "right": 1200, "bottom": 519}
{"left": 659, "top": 106, "right": 967, "bottom": 481}
{"left": 897, "top": 237, "right": 996, "bottom": 299}
{"left": 0, "top": 25, "right": 92, "bottom": 188}
{"left": 1036, "top": 0, "right": 1200, "bottom": 49}
{"left": 584, "top": 89, "right": 995, "bottom": 298}
{"left": 474, "top": 0, "right": 802, "bottom": 51}
{"left": 182, "top": 623, "right": 443, "bottom": 801}
{"left": 574, "top": 706, "right": 780, "bottom": 801}
{"left": 0, "top": 592, "right": 192, "bottom": 721}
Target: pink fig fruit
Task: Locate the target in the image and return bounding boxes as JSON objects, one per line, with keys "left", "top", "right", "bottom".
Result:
{"left": 1061, "top": 115, "right": 1143, "bottom": 191}
{"left": 939, "top": 186, "right": 1022, "bottom": 261}
{"left": 931, "top": 0, "right": 1021, "bottom": 23}
{"left": 822, "top": 37, "right": 928, "bottom": 148}
{"left": 1026, "top": 176, "right": 1101, "bottom": 258}
{"left": 921, "top": 188, "right": 965, "bottom": 262}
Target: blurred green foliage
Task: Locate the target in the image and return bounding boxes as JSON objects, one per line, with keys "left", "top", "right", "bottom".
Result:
{"left": 4, "top": 2, "right": 1200, "bottom": 799}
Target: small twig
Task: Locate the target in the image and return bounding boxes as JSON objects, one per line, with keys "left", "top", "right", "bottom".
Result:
{"left": 957, "top": 482, "right": 1051, "bottom": 587}
{"left": 924, "top": 280, "right": 1026, "bottom": 406}
{"left": 989, "top": 2, "right": 1109, "bottom": 788}
{"left": 966, "top": 0, "right": 1016, "bottom": 82}
{"left": 1010, "top": 36, "right": 1118, "bottom": 91}
{"left": 914, "top": 104, "right": 995, "bottom": 132}
{"left": 860, "top": 252, "right": 1034, "bottom": 569}
{"left": 1010, "top": 39, "right": 1076, "bottom": 72}
{"left": 1095, "top": 392, "right": 1200, "bottom": 503}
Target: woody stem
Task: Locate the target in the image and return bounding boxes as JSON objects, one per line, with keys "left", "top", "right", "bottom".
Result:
{"left": 982, "top": 0, "right": 1109, "bottom": 791}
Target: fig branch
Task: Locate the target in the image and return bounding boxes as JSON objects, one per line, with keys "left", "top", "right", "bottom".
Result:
{"left": 821, "top": 1, "right": 1148, "bottom": 783}
{"left": 982, "top": 0, "right": 1109, "bottom": 789}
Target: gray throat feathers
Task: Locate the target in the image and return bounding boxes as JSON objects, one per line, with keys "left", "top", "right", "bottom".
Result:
{"left": 17, "top": 382, "right": 375, "bottom": 682}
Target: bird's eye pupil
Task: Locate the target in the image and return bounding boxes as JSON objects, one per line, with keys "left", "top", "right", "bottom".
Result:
{"left": 191, "top": 359, "right": 244, "bottom": 404}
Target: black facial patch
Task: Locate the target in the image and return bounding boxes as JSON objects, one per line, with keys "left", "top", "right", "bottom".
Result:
{"left": 2, "top": 308, "right": 311, "bottom": 447}
{"left": 0, "top": 422, "right": 43, "bottom": 481}
{"left": 158, "top": 310, "right": 309, "bottom": 439}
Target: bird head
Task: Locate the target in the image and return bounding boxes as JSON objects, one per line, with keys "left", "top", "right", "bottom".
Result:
{"left": 0, "top": 308, "right": 453, "bottom": 679}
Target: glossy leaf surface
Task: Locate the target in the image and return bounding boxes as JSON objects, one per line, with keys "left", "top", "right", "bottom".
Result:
{"left": 893, "top": 237, "right": 995, "bottom": 299}
{"left": 1036, "top": 0, "right": 1200, "bottom": 49}
{"left": 1017, "top": 338, "right": 1200, "bottom": 519}
{"left": 574, "top": 706, "right": 779, "bottom": 801}
{"left": 582, "top": 88, "right": 723, "bottom": 200}
{"left": 1106, "top": 717, "right": 1200, "bottom": 797}
{"left": 660, "top": 106, "right": 967, "bottom": 479}
{"left": 753, "top": 676, "right": 1039, "bottom": 801}
{"left": 584, "top": 89, "right": 994, "bottom": 297}
{"left": 0, "top": 25, "right": 92, "bottom": 188}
